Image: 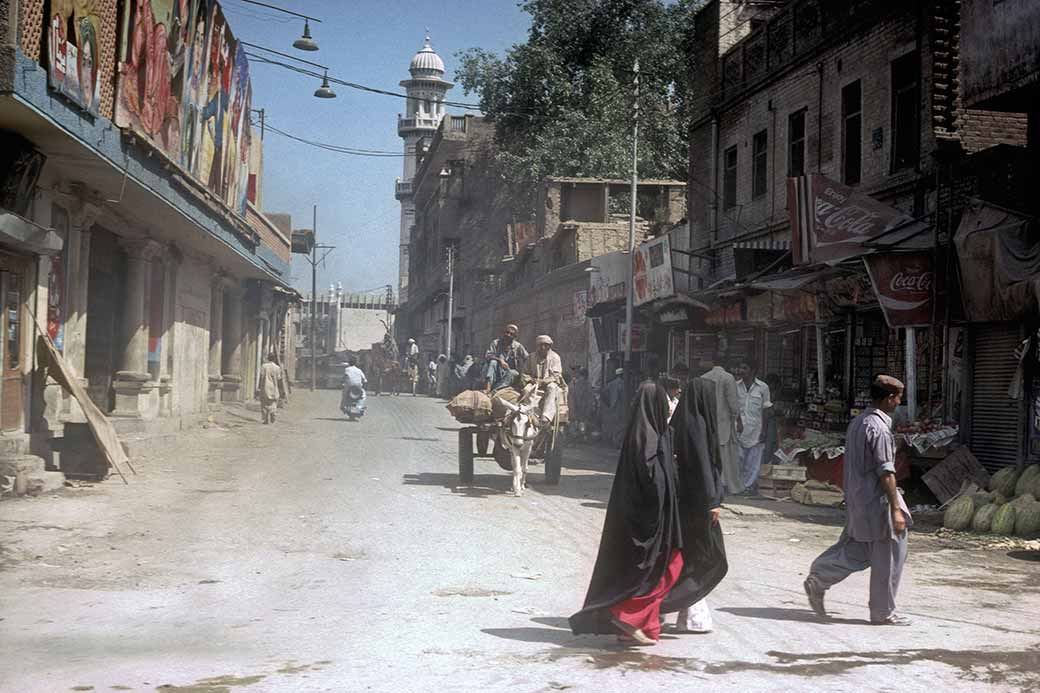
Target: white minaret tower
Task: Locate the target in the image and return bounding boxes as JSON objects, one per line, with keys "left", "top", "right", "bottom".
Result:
{"left": 395, "top": 32, "right": 453, "bottom": 306}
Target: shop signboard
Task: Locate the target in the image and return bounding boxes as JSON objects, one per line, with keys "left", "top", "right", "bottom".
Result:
{"left": 587, "top": 251, "right": 629, "bottom": 310}
{"left": 746, "top": 293, "right": 772, "bottom": 323}
{"left": 787, "top": 174, "right": 927, "bottom": 265}
{"left": 116, "top": 0, "right": 253, "bottom": 216}
{"left": 617, "top": 322, "right": 647, "bottom": 352}
{"left": 47, "top": 0, "right": 107, "bottom": 115}
{"left": 572, "top": 289, "right": 589, "bottom": 324}
{"left": 774, "top": 293, "right": 817, "bottom": 322}
{"left": 704, "top": 303, "right": 743, "bottom": 327}
{"left": 633, "top": 236, "right": 675, "bottom": 307}
{"left": 658, "top": 306, "right": 690, "bottom": 324}
{"left": 864, "top": 252, "right": 937, "bottom": 327}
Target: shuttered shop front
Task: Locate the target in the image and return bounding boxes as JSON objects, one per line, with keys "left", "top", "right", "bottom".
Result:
{"left": 969, "top": 325, "right": 1023, "bottom": 472}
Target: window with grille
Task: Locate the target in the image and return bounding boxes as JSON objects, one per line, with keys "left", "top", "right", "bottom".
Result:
{"left": 842, "top": 80, "right": 862, "bottom": 185}
{"left": 752, "top": 130, "right": 768, "bottom": 198}
{"left": 723, "top": 146, "right": 738, "bottom": 210}
{"left": 788, "top": 108, "right": 806, "bottom": 177}
{"left": 891, "top": 51, "right": 921, "bottom": 172}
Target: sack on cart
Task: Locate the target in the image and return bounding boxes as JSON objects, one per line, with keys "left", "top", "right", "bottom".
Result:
{"left": 446, "top": 389, "right": 493, "bottom": 423}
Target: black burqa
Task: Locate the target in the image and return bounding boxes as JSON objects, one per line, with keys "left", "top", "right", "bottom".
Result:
{"left": 569, "top": 383, "right": 682, "bottom": 635}
{"left": 659, "top": 377, "right": 729, "bottom": 613}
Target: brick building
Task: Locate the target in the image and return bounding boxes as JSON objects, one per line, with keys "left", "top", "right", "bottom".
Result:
{"left": 673, "top": 0, "right": 1033, "bottom": 474}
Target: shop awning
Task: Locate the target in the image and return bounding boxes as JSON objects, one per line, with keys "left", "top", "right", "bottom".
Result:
{"left": 955, "top": 200, "right": 1039, "bottom": 321}
{"left": 0, "top": 208, "right": 62, "bottom": 255}
{"left": 750, "top": 267, "right": 840, "bottom": 291}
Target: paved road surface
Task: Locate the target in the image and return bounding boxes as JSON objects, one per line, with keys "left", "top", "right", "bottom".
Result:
{"left": 1, "top": 391, "right": 1038, "bottom": 692}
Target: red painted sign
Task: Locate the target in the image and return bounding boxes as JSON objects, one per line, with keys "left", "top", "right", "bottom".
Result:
{"left": 864, "top": 252, "right": 939, "bottom": 327}
{"left": 788, "top": 174, "right": 928, "bottom": 265}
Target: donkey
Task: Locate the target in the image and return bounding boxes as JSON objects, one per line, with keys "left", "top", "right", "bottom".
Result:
{"left": 499, "top": 400, "right": 540, "bottom": 497}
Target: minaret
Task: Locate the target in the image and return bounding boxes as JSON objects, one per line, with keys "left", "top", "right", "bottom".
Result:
{"left": 395, "top": 33, "right": 453, "bottom": 306}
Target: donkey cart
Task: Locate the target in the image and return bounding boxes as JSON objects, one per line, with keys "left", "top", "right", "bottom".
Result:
{"left": 457, "top": 414, "right": 564, "bottom": 487}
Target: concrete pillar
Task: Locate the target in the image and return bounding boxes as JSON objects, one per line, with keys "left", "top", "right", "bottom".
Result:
{"left": 112, "top": 238, "right": 161, "bottom": 418}
{"left": 221, "top": 282, "right": 244, "bottom": 401}
{"left": 208, "top": 273, "right": 226, "bottom": 405}
{"left": 158, "top": 245, "right": 180, "bottom": 416}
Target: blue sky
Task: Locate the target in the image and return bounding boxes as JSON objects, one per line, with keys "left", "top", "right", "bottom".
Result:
{"left": 220, "top": 0, "right": 529, "bottom": 296}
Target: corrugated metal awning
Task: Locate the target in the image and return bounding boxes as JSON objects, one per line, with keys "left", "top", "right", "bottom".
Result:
{"left": 732, "top": 239, "right": 791, "bottom": 251}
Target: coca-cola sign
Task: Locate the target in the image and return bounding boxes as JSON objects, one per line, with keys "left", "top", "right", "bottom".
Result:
{"left": 788, "top": 174, "right": 929, "bottom": 265}
{"left": 864, "top": 252, "right": 942, "bottom": 327}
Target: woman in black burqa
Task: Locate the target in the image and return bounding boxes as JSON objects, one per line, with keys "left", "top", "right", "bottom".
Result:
{"left": 569, "top": 382, "right": 684, "bottom": 644}
{"left": 660, "top": 377, "right": 729, "bottom": 631}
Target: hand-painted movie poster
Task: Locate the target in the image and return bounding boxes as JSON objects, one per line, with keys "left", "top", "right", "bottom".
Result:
{"left": 116, "top": 0, "right": 252, "bottom": 216}
{"left": 48, "top": 0, "right": 105, "bottom": 115}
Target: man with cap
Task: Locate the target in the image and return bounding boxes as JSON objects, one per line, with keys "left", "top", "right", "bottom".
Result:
{"left": 804, "top": 374, "right": 913, "bottom": 626}
{"left": 524, "top": 334, "right": 564, "bottom": 425}
{"left": 484, "top": 323, "right": 529, "bottom": 393}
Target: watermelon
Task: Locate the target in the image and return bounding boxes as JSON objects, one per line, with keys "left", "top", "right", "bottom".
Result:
{"left": 1015, "top": 502, "right": 1040, "bottom": 537}
{"left": 1014, "top": 465, "right": 1040, "bottom": 496}
{"left": 992, "top": 504, "right": 1018, "bottom": 535}
{"left": 971, "top": 491, "right": 994, "bottom": 507}
{"left": 1011, "top": 493, "right": 1037, "bottom": 510}
{"left": 943, "top": 495, "right": 975, "bottom": 531}
{"left": 989, "top": 467, "right": 1020, "bottom": 497}
{"left": 971, "top": 503, "right": 998, "bottom": 533}
{"left": 993, "top": 492, "right": 1008, "bottom": 506}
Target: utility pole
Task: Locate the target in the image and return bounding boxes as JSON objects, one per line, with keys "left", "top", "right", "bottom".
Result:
{"left": 445, "top": 244, "right": 455, "bottom": 360}
{"left": 301, "top": 204, "right": 335, "bottom": 391}
{"left": 384, "top": 283, "right": 393, "bottom": 325}
{"left": 623, "top": 57, "right": 640, "bottom": 407}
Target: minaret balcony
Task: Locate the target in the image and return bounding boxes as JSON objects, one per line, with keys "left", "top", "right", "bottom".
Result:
{"left": 395, "top": 180, "right": 414, "bottom": 200}
{"left": 398, "top": 114, "right": 441, "bottom": 134}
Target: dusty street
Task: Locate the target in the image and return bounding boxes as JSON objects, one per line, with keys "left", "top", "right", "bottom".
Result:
{"left": 1, "top": 392, "right": 1038, "bottom": 692}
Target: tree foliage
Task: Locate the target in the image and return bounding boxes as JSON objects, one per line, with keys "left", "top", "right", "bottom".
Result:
{"left": 456, "top": 0, "right": 700, "bottom": 219}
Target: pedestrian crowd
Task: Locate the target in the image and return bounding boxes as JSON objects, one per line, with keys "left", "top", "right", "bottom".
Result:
{"left": 569, "top": 371, "right": 913, "bottom": 645}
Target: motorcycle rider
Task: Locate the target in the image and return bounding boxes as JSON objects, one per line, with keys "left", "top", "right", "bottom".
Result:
{"left": 341, "top": 354, "right": 368, "bottom": 415}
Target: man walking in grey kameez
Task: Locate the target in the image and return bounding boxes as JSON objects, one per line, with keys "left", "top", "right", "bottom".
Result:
{"left": 804, "top": 374, "right": 913, "bottom": 626}
{"left": 258, "top": 353, "right": 286, "bottom": 424}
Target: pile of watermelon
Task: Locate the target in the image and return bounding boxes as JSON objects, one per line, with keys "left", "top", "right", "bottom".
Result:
{"left": 943, "top": 464, "right": 1040, "bottom": 537}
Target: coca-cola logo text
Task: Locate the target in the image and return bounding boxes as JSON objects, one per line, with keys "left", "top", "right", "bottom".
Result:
{"left": 889, "top": 270, "right": 933, "bottom": 294}
{"left": 815, "top": 198, "right": 882, "bottom": 239}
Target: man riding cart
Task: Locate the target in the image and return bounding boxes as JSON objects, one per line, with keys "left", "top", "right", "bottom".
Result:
{"left": 523, "top": 335, "right": 564, "bottom": 426}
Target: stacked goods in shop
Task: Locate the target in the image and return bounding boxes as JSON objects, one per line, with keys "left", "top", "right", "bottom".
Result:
{"left": 944, "top": 465, "right": 1040, "bottom": 538}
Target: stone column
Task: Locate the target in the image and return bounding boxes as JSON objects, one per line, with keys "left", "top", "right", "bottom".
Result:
{"left": 221, "top": 281, "right": 244, "bottom": 401}
{"left": 158, "top": 245, "right": 180, "bottom": 417}
{"left": 112, "top": 238, "right": 161, "bottom": 418}
{"left": 208, "top": 273, "right": 226, "bottom": 405}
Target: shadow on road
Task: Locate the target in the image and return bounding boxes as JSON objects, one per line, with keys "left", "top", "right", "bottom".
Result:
{"left": 313, "top": 417, "right": 357, "bottom": 422}
{"left": 402, "top": 472, "right": 512, "bottom": 498}
{"left": 482, "top": 626, "right": 580, "bottom": 645}
{"left": 717, "top": 606, "right": 869, "bottom": 626}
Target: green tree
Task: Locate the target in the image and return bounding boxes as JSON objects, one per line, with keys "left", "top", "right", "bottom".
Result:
{"left": 456, "top": 0, "right": 700, "bottom": 218}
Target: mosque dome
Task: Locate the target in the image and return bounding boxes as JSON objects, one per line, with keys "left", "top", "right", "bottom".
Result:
{"left": 409, "top": 34, "right": 445, "bottom": 76}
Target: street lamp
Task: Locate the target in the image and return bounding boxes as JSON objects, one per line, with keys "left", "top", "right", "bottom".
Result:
{"left": 240, "top": 42, "right": 336, "bottom": 99}
{"left": 237, "top": 0, "right": 323, "bottom": 52}
{"left": 314, "top": 71, "right": 336, "bottom": 99}
{"left": 293, "top": 19, "right": 319, "bottom": 52}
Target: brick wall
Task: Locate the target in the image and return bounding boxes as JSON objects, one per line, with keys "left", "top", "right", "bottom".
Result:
{"left": 958, "top": 109, "right": 1029, "bottom": 153}
{"left": 688, "top": 4, "right": 946, "bottom": 281}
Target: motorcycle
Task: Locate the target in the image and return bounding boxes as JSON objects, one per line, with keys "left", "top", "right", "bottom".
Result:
{"left": 341, "top": 384, "right": 366, "bottom": 421}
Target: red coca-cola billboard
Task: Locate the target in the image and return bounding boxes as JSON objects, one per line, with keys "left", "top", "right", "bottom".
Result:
{"left": 864, "top": 252, "right": 941, "bottom": 327}
{"left": 788, "top": 174, "right": 930, "bottom": 265}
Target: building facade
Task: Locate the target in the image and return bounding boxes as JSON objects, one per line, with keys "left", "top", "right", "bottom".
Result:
{"left": 0, "top": 0, "right": 294, "bottom": 489}
{"left": 395, "top": 35, "right": 453, "bottom": 306}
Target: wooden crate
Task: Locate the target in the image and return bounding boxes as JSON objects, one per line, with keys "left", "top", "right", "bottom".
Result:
{"left": 757, "top": 477, "right": 798, "bottom": 499}
{"left": 760, "top": 464, "right": 807, "bottom": 482}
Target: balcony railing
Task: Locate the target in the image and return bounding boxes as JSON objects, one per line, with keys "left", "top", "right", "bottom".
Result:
{"left": 397, "top": 115, "right": 440, "bottom": 133}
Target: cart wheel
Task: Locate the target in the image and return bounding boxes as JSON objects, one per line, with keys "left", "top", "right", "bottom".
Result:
{"left": 459, "top": 429, "right": 474, "bottom": 484}
{"left": 545, "top": 445, "right": 562, "bottom": 486}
